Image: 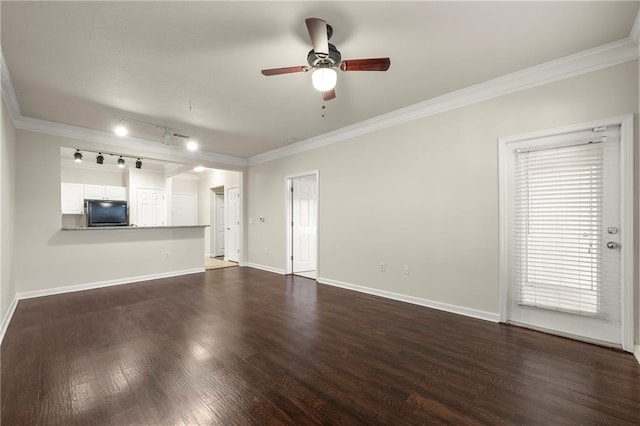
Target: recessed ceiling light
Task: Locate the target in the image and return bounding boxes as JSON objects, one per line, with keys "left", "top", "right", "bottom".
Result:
{"left": 193, "top": 166, "right": 205, "bottom": 172}
{"left": 186, "top": 140, "right": 198, "bottom": 151}
{"left": 114, "top": 123, "right": 128, "bottom": 137}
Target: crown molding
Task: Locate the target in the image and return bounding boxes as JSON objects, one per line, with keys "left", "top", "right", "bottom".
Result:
{"left": 14, "top": 115, "right": 248, "bottom": 169}
{"left": 248, "top": 37, "right": 639, "bottom": 166}
{"left": 631, "top": 8, "right": 640, "bottom": 44}
{"left": 0, "top": 47, "right": 21, "bottom": 122}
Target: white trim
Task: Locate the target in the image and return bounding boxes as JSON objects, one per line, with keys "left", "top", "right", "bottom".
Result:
{"left": 244, "top": 262, "right": 286, "bottom": 275}
{"left": 16, "top": 268, "right": 204, "bottom": 300}
{"left": 634, "top": 346, "right": 640, "bottom": 364}
{"left": 248, "top": 38, "right": 639, "bottom": 166}
{"left": 0, "top": 47, "right": 21, "bottom": 122}
{"left": 318, "top": 277, "right": 500, "bottom": 323}
{"left": 285, "top": 170, "right": 320, "bottom": 276}
{"left": 498, "top": 115, "right": 634, "bottom": 352}
{"left": 0, "top": 296, "right": 19, "bottom": 345}
{"left": 618, "top": 115, "right": 635, "bottom": 352}
{"left": 630, "top": 9, "right": 640, "bottom": 44}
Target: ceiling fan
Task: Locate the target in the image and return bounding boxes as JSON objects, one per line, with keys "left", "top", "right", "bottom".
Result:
{"left": 261, "top": 18, "right": 391, "bottom": 101}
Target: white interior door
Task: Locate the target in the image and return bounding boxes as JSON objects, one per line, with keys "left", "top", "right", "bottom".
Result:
{"left": 292, "top": 175, "right": 317, "bottom": 274}
{"left": 501, "top": 122, "right": 632, "bottom": 349}
{"left": 137, "top": 188, "right": 164, "bottom": 226}
{"left": 226, "top": 187, "right": 240, "bottom": 262}
{"left": 216, "top": 193, "right": 225, "bottom": 256}
{"left": 171, "top": 192, "right": 197, "bottom": 225}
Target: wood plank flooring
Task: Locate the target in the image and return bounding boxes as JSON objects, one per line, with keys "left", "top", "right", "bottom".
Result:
{"left": 2, "top": 267, "right": 640, "bottom": 425}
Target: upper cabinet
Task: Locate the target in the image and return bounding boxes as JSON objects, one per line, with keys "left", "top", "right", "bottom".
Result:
{"left": 62, "top": 183, "right": 128, "bottom": 214}
{"left": 61, "top": 183, "right": 84, "bottom": 214}
{"left": 84, "top": 184, "right": 127, "bottom": 201}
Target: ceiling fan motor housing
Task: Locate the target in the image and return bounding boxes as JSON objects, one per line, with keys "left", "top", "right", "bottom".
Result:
{"left": 307, "top": 43, "right": 341, "bottom": 68}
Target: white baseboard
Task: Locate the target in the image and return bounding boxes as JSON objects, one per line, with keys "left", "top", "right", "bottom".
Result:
{"left": 0, "top": 296, "right": 19, "bottom": 345}
{"left": 245, "top": 263, "right": 286, "bottom": 275}
{"left": 317, "top": 276, "right": 500, "bottom": 323}
{"left": 17, "top": 268, "right": 205, "bottom": 300}
{"left": 634, "top": 345, "right": 640, "bottom": 364}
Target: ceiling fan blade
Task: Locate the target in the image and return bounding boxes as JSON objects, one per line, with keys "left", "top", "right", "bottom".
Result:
{"left": 340, "top": 58, "right": 391, "bottom": 72}
{"left": 261, "top": 66, "right": 310, "bottom": 76}
{"left": 322, "top": 89, "right": 336, "bottom": 101}
{"left": 305, "top": 18, "right": 329, "bottom": 58}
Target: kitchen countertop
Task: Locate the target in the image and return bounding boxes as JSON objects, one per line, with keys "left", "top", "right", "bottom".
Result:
{"left": 61, "top": 225, "right": 208, "bottom": 231}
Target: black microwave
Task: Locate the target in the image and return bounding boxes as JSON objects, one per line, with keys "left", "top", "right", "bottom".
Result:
{"left": 85, "top": 199, "right": 129, "bottom": 227}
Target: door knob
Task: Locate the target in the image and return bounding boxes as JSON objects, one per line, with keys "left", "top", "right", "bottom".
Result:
{"left": 607, "top": 242, "right": 619, "bottom": 249}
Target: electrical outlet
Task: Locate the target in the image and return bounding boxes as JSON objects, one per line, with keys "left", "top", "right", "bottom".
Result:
{"left": 380, "top": 262, "right": 386, "bottom": 272}
{"left": 164, "top": 252, "right": 170, "bottom": 259}
{"left": 403, "top": 265, "right": 410, "bottom": 274}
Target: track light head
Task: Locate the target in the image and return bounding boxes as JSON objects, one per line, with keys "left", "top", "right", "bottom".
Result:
{"left": 73, "top": 150, "right": 83, "bottom": 162}
{"left": 96, "top": 153, "right": 104, "bottom": 164}
{"left": 135, "top": 158, "right": 142, "bottom": 169}
{"left": 117, "top": 156, "right": 125, "bottom": 168}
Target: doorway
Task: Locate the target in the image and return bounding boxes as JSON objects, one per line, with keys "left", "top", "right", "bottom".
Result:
{"left": 210, "top": 188, "right": 225, "bottom": 258}
{"left": 286, "top": 172, "right": 319, "bottom": 278}
{"left": 226, "top": 187, "right": 240, "bottom": 263}
{"left": 499, "top": 116, "right": 634, "bottom": 351}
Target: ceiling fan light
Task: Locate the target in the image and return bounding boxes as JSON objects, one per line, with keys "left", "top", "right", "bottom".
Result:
{"left": 312, "top": 67, "right": 337, "bottom": 92}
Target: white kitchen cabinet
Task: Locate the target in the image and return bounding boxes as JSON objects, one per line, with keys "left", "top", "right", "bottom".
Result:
{"left": 105, "top": 186, "right": 127, "bottom": 200}
{"left": 61, "top": 183, "right": 84, "bottom": 214}
{"left": 84, "top": 184, "right": 127, "bottom": 201}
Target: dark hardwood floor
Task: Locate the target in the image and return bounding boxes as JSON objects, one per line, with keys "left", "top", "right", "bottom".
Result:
{"left": 2, "top": 267, "right": 639, "bottom": 425}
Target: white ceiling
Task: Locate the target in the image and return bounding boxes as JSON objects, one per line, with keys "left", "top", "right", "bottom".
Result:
{"left": 2, "top": 2, "right": 638, "bottom": 158}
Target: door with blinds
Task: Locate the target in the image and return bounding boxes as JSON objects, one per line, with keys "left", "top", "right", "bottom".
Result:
{"left": 500, "top": 118, "right": 633, "bottom": 350}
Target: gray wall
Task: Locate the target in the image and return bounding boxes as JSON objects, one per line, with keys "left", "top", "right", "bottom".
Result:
{"left": 12, "top": 130, "right": 205, "bottom": 294}
{"left": 1, "top": 97, "right": 17, "bottom": 320}
{"left": 247, "top": 62, "right": 638, "bottom": 320}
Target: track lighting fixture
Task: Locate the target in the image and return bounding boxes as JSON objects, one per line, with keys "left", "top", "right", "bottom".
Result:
{"left": 71, "top": 148, "right": 144, "bottom": 169}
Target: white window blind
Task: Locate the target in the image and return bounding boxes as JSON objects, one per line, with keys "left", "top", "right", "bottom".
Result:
{"left": 513, "top": 142, "right": 603, "bottom": 315}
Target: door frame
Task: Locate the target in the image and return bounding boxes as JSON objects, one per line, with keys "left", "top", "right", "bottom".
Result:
{"left": 226, "top": 186, "right": 240, "bottom": 262}
{"left": 285, "top": 170, "right": 319, "bottom": 276}
{"left": 498, "top": 114, "right": 634, "bottom": 352}
{"left": 209, "top": 187, "right": 225, "bottom": 257}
